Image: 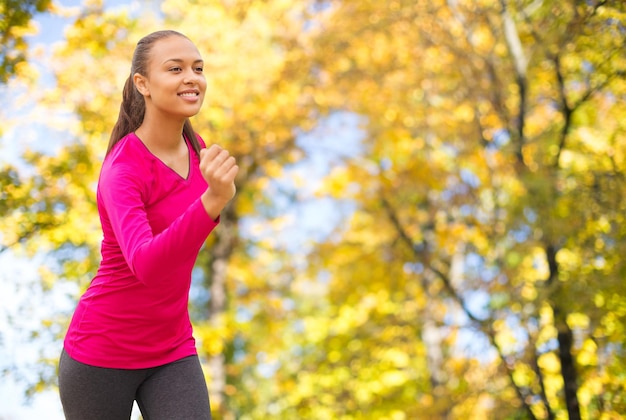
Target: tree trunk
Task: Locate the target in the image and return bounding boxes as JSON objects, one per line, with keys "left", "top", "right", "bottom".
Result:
{"left": 546, "top": 245, "right": 581, "bottom": 420}
{"left": 206, "top": 206, "right": 238, "bottom": 419}
{"left": 554, "top": 307, "right": 581, "bottom": 420}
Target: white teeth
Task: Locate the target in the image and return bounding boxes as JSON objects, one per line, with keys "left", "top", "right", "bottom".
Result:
{"left": 179, "top": 92, "right": 197, "bottom": 97}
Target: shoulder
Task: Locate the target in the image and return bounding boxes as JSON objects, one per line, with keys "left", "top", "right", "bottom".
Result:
{"left": 106, "top": 133, "right": 149, "bottom": 164}
{"left": 103, "top": 133, "right": 153, "bottom": 171}
{"left": 100, "top": 133, "right": 151, "bottom": 189}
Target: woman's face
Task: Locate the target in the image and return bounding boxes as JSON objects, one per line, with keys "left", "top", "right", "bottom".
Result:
{"left": 135, "top": 35, "right": 207, "bottom": 120}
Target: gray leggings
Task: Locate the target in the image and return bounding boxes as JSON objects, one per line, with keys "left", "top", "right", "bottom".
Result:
{"left": 59, "top": 350, "right": 211, "bottom": 420}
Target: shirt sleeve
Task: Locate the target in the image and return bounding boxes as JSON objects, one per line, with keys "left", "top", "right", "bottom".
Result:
{"left": 98, "top": 162, "right": 219, "bottom": 285}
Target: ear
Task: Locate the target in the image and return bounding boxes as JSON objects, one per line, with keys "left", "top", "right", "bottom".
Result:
{"left": 133, "top": 73, "right": 150, "bottom": 97}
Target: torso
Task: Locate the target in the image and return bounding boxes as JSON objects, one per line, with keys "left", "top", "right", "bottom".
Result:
{"left": 63, "top": 133, "right": 215, "bottom": 369}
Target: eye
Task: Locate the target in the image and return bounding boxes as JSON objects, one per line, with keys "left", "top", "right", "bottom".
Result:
{"left": 195, "top": 66, "right": 204, "bottom": 73}
{"left": 169, "top": 66, "right": 182, "bottom": 72}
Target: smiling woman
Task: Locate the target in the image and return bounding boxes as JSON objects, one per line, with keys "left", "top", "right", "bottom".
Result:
{"left": 132, "top": 34, "right": 208, "bottom": 179}
{"left": 57, "top": 30, "right": 238, "bottom": 420}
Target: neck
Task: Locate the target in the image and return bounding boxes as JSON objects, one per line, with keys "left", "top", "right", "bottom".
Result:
{"left": 135, "top": 113, "right": 187, "bottom": 152}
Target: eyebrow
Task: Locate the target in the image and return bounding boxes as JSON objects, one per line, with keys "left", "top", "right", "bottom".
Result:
{"left": 163, "top": 58, "right": 204, "bottom": 65}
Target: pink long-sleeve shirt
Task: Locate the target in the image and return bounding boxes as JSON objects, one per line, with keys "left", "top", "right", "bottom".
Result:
{"left": 64, "top": 132, "right": 218, "bottom": 369}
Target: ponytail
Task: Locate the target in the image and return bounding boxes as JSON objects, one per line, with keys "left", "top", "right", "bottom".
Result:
{"left": 107, "top": 74, "right": 144, "bottom": 155}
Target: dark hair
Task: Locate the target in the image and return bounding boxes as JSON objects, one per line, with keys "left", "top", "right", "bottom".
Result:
{"left": 107, "top": 30, "right": 202, "bottom": 156}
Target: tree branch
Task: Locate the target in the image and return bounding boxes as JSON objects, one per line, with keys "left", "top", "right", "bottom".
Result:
{"left": 552, "top": 53, "right": 574, "bottom": 168}
{"left": 499, "top": 0, "right": 528, "bottom": 166}
{"left": 531, "top": 342, "right": 556, "bottom": 420}
{"left": 380, "top": 194, "right": 538, "bottom": 420}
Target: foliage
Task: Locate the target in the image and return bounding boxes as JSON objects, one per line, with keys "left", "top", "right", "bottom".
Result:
{"left": 0, "top": 0, "right": 52, "bottom": 83}
{"left": 300, "top": 0, "right": 626, "bottom": 419}
{"left": 2, "top": 0, "right": 626, "bottom": 419}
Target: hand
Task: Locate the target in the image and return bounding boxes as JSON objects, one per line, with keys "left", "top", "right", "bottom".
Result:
{"left": 199, "top": 145, "right": 239, "bottom": 218}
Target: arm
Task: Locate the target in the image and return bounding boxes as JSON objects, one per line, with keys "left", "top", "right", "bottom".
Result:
{"left": 98, "top": 165, "right": 219, "bottom": 284}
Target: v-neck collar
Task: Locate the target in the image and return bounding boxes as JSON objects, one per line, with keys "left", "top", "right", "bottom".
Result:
{"left": 133, "top": 133, "right": 191, "bottom": 181}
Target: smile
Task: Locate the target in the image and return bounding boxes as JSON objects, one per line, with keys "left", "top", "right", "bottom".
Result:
{"left": 178, "top": 92, "right": 199, "bottom": 97}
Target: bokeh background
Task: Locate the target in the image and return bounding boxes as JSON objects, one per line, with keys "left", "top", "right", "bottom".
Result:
{"left": 1, "top": 1, "right": 625, "bottom": 419}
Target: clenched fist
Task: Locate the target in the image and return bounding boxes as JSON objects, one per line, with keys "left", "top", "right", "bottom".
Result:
{"left": 199, "top": 144, "right": 239, "bottom": 219}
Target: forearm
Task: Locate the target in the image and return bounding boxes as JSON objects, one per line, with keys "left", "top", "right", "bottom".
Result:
{"left": 200, "top": 189, "right": 232, "bottom": 221}
{"left": 131, "top": 197, "right": 218, "bottom": 282}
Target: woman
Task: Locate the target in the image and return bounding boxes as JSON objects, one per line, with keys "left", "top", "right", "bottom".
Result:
{"left": 58, "top": 30, "right": 237, "bottom": 420}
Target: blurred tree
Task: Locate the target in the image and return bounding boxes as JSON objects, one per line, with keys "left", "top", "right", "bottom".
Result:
{"left": 298, "top": 0, "right": 626, "bottom": 418}
{"left": 1, "top": 0, "right": 55, "bottom": 245}
{"left": 0, "top": 0, "right": 52, "bottom": 83}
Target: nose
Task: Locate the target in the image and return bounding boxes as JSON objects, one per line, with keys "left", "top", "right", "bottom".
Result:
{"left": 183, "top": 69, "right": 200, "bottom": 85}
